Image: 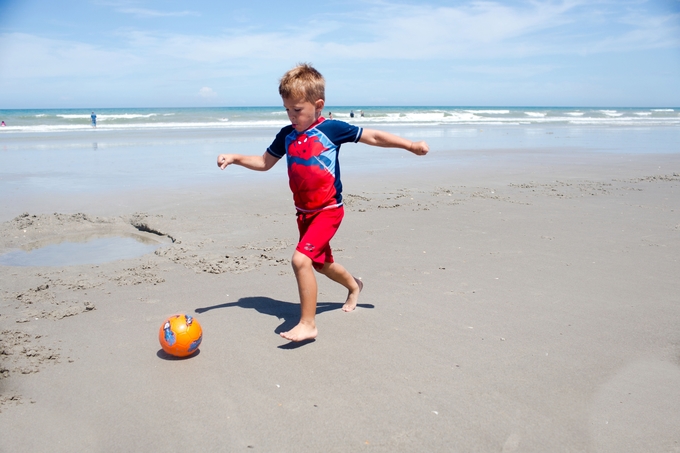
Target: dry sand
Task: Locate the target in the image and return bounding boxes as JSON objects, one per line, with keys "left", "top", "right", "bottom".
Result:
{"left": 1, "top": 150, "right": 679, "bottom": 452}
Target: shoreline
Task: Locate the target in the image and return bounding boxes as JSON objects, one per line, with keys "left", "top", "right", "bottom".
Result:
{"left": 2, "top": 143, "right": 679, "bottom": 223}
{"left": 2, "top": 123, "right": 679, "bottom": 224}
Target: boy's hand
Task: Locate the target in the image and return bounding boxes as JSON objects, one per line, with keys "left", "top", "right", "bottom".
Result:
{"left": 409, "top": 141, "right": 429, "bottom": 156}
{"left": 217, "top": 154, "right": 234, "bottom": 170}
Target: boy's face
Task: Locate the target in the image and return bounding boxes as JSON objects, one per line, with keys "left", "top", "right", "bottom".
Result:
{"left": 283, "top": 97, "right": 325, "bottom": 133}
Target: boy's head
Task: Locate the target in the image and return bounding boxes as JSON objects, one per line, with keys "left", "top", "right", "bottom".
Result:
{"left": 279, "top": 63, "right": 325, "bottom": 104}
{"left": 280, "top": 63, "right": 326, "bottom": 132}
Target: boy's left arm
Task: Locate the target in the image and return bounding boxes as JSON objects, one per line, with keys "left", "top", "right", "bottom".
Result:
{"left": 359, "top": 128, "right": 429, "bottom": 156}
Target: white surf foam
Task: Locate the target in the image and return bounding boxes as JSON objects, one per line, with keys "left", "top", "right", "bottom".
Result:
{"left": 464, "top": 110, "right": 510, "bottom": 114}
{"left": 57, "top": 113, "right": 159, "bottom": 120}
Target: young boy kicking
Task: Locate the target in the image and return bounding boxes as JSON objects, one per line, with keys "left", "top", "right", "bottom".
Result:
{"left": 217, "top": 63, "right": 429, "bottom": 342}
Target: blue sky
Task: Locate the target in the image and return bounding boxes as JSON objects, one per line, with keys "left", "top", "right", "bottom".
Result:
{"left": 0, "top": 0, "right": 679, "bottom": 108}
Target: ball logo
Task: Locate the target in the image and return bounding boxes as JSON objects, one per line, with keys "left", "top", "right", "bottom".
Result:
{"left": 162, "top": 321, "right": 176, "bottom": 346}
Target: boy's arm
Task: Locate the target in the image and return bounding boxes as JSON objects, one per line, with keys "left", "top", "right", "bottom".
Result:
{"left": 359, "top": 128, "right": 429, "bottom": 156}
{"left": 217, "top": 151, "right": 280, "bottom": 171}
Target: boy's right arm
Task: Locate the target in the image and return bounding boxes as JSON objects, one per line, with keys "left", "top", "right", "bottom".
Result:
{"left": 217, "top": 151, "right": 279, "bottom": 171}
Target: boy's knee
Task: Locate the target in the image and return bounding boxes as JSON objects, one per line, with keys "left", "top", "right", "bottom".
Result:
{"left": 291, "top": 251, "right": 313, "bottom": 272}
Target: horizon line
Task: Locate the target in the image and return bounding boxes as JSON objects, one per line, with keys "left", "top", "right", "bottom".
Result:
{"left": 1, "top": 105, "right": 678, "bottom": 111}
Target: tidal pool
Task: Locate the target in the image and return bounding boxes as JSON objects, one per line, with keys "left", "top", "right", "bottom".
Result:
{"left": 0, "top": 234, "right": 167, "bottom": 267}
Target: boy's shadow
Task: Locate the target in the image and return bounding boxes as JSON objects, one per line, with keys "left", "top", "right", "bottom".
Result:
{"left": 195, "top": 297, "right": 374, "bottom": 348}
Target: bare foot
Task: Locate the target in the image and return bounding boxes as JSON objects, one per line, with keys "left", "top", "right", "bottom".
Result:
{"left": 342, "top": 277, "right": 363, "bottom": 312}
{"left": 280, "top": 322, "right": 318, "bottom": 342}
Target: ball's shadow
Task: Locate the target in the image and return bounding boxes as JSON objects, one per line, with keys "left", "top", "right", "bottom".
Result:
{"left": 195, "top": 296, "right": 374, "bottom": 348}
{"left": 156, "top": 349, "right": 201, "bottom": 360}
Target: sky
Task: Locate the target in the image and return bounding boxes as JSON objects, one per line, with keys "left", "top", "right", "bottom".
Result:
{"left": 0, "top": 0, "right": 679, "bottom": 108}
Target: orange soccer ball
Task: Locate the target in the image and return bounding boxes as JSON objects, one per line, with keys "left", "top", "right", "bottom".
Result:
{"left": 159, "top": 314, "right": 202, "bottom": 357}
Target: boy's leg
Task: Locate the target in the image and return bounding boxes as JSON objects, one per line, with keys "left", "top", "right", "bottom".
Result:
{"left": 280, "top": 250, "right": 319, "bottom": 342}
{"left": 317, "top": 262, "right": 363, "bottom": 312}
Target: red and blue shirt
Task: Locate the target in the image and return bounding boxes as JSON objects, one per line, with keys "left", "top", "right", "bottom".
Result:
{"left": 267, "top": 117, "right": 363, "bottom": 213}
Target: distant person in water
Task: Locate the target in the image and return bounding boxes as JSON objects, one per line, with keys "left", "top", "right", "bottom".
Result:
{"left": 91, "top": 112, "right": 97, "bottom": 128}
{"left": 360, "top": 110, "right": 364, "bottom": 117}
{"left": 1, "top": 121, "right": 5, "bottom": 127}
{"left": 328, "top": 112, "right": 333, "bottom": 119}
{"left": 350, "top": 110, "right": 354, "bottom": 118}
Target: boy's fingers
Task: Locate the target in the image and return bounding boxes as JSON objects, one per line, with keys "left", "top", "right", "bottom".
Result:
{"left": 414, "top": 142, "right": 428, "bottom": 155}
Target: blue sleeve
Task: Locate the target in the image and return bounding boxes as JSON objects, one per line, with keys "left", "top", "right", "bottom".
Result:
{"left": 267, "top": 125, "right": 293, "bottom": 159}
{"left": 323, "top": 120, "right": 363, "bottom": 144}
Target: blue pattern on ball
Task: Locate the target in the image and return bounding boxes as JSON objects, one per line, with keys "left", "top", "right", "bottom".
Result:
{"left": 188, "top": 334, "right": 202, "bottom": 353}
{"left": 163, "top": 321, "right": 176, "bottom": 346}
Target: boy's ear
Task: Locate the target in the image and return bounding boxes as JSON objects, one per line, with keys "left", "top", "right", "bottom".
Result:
{"left": 315, "top": 99, "right": 325, "bottom": 113}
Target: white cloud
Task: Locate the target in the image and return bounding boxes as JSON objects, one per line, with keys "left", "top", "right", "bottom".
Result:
{"left": 456, "top": 63, "right": 559, "bottom": 77}
{"left": 117, "top": 26, "right": 325, "bottom": 64}
{"left": 318, "top": 0, "right": 679, "bottom": 59}
{"left": 581, "top": 8, "right": 680, "bottom": 54}
{"left": 0, "top": 32, "right": 142, "bottom": 78}
{"left": 109, "top": 1, "right": 680, "bottom": 66}
{"left": 1, "top": 0, "right": 678, "bottom": 107}
{"left": 2, "top": 1, "right": 677, "bottom": 81}
{"left": 117, "top": 8, "right": 200, "bottom": 18}
{"left": 198, "top": 87, "right": 217, "bottom": 98}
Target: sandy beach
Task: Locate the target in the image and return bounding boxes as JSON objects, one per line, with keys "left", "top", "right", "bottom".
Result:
{"left": 1, "top": 126, "right": 679, "bottom": 452}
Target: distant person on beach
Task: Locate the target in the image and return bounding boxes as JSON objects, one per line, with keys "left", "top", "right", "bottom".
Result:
{"left": 360, "top": 110, "right": 364, "bottom": 117}
{"left": 350, "top": 110, "right": 354, "bottom": 118}
{"left": 217, "top": 63, "right": 429, "bottom": 342}
{"left": 328, "top": 111, "right": 333, "bottom": 119}
{"left": 91, "top": 112, "right": 96, "bottom": 128}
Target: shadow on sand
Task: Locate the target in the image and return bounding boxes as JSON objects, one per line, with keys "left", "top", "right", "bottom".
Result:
{"left": 156, "top": 349, "right": 201, "bottom": 360}
{"left": 195, "top": 296, "right": 374, "bottom": 349}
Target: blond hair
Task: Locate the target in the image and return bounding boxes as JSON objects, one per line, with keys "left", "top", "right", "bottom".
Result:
{"left": 279, "top": 63, "right": 325, "bottom": 103}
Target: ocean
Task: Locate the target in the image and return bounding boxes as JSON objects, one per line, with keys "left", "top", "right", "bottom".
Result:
{"left": 1, "top": 105, "right": 679, "bottom": 220}
{"left": 0, "top": 106, "right": 678, "bottom": 132}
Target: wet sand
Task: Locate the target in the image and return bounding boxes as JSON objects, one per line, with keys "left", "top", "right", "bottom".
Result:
{"left": 1, "top": 144, "right": 679, "bottom": 451}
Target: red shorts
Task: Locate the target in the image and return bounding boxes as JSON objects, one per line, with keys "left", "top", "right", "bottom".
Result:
{"left": 296, "top": 206, "right": 344, "bottom": 270}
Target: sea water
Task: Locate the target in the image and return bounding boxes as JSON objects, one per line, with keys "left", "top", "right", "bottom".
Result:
{"left": 0, "top": 106, "right": 678, "bottom": 132}
{"left": 1, "top": 106, "right": 679, "bottom": 209}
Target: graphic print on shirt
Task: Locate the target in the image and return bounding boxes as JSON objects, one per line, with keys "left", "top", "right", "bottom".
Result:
{"left": 267, "top": 118, "right": 362, "bottom": 212}
{"left": 286, "top": 131, "right": 338, "bottom": 212}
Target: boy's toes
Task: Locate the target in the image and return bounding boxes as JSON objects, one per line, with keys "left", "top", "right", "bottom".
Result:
{"left": 341, "top": 303, "right": 356, "bottom": 312}
{"left": 280, "top": 323, "right": 317, "bottom": 342}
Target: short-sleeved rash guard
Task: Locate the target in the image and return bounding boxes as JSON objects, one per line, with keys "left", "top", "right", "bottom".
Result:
{"left": 267, "top": 117, "right": 362, "bottom": 213}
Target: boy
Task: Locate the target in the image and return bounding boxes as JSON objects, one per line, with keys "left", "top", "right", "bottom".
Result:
{"left": 217, "top": 64, "right": 428, "bottom": 342}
